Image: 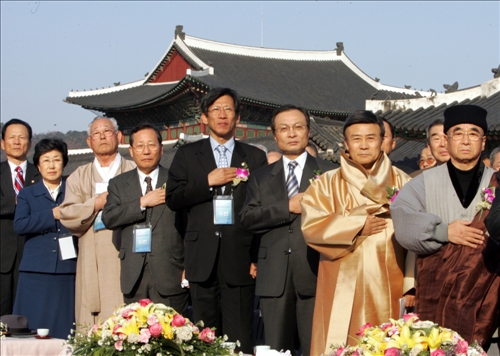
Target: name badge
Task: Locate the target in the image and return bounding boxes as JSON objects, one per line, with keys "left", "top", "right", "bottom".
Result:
{"left": 133, "top": 224, "right": 152, "bottom": 253}
{"left": 213, "top": 195, "right": 234, "bottom": 225}
{"left": 94, "top": 211, "right": 106, "bottom": 231}
{"left": 58, "top": 234, "right": 77, "bottom": 260}
{"left": 95, "top": 182, "right": 108, "bottom": 195}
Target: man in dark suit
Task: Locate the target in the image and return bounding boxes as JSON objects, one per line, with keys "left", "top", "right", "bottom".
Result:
{"left": 0, "top": 119, "right": 40, "bottom": 316}
{"left": 102, "top": 124, "right": 188, "bottom": 315}
{"left": 167, "top": 88, "right": 267, "bottom": 353}
{"left": 485, "top": 172, "right": 499, "bottom": 243}
{"left": 240, "top": 105, "right": 335, "bottom": 356}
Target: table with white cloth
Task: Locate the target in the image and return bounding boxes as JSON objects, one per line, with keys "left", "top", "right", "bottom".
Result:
{"left": 0, "top": 336, "right": 71, "bottom": 356}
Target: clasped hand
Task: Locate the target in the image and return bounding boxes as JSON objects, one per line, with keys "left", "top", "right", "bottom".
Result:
{"left": 448, "top": 220, "right": 484, "bottom": 248}
{"left": 140, "top": 188, "right": 166, "bottom": 208}
{"left": 208, "top": 167, "right": 237, "bottom": 187}
{"left": 360, "top": 214, "right": 387, "bottom": 236}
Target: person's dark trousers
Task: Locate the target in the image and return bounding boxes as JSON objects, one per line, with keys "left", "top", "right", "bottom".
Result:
{"left": 189, "top": 246, "right": 254, "bottom": 354}
{"left": 123, "top": 261, "right": 189, "bottom": 317}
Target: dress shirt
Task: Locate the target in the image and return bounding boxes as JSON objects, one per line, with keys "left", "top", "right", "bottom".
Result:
{"left": 43, "top": 181, "right": 62, "bottom": 201}
{"left": 282, "top": 151, "right": 308, "bottom": 186}
{"left": 7, "top": 160, "right": 28, "bottom": 189}
{"left": 137, "top": 166, "right": 160, "bottom": 196}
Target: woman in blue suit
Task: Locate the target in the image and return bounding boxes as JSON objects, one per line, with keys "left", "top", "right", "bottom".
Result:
{"left": 13, "top": 139, "right": 77, "bottom": 339}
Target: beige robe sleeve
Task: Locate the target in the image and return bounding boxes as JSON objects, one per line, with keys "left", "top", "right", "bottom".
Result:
{"left": 59, "top": 164, "right": 97, "bottom": 237}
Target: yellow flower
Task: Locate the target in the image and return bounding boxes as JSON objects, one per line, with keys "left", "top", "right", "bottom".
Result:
{"left": 135, "top": 305, "right": 151, "bottom": 326}
{"left": 387, "top": 325, "right": 427, "bottom": 349}
{"left": 117, "top": 316, "right": 139, "bottom": 335}
{"left": 440, "top": 329, "right": 454, "bottom": 343}
{"left": 427, "top": 327, "right": 442, "bottom": 351}
{"left": 159, "top": 315, "right": 174, "bottom": 339}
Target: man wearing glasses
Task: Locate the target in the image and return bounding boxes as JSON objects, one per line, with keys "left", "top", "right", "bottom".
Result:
{"left": 167, "top": 88, "right": 267, "bottom": 353}
{"left": 392, "top": 105, "right": 499, "bottom": 350}
{"left": 102, "top": 124, "right": 188, "bottom": 312}
{"left": 59, "top": 117, "right": 136, "bottom": 328}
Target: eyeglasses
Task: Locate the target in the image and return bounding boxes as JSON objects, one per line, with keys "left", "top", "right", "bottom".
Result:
{"left": 448, "top": 131, "right": 483, "bottom": 142}
{"left": 419, "top": 157, "right": 436, "bottom": 165}
{"left": 90, "top": 129, "right": 116, "bottom": 140}
{"left": 40, "top": 158, "right": 63, "bottom": 166}
{"left": 132, "top": 143, "right": 160, "bottom": 152}
{"left": 275, "top": 124, "right": 308, "bottom": 134}
{"left": 208, "top": 106, "right": 235, "bottom": 115}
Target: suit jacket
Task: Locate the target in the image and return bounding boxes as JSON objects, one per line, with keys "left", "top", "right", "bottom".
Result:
{"left": 0, "top": 160, "right": 41, "bottom": 273}
{"left": 102, "top": 166, "right": 185, "bottom": 296}
{"left": 241, "top": 154, "right": 336, "bottom": 297}
{"left": 14, "top": 179, "right": 76, "bottom": 274}
{"left": 485, "top": 172, "right": 499, "bottom": 243}
{"left": 166, "top": 139, "right": 268, "bottom": 285}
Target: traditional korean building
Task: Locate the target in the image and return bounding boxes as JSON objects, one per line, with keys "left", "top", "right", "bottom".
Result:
{"left": 64, "top": 25, "right": 424, "bottom": 143}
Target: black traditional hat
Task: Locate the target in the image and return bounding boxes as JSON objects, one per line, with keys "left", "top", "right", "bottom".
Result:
{"left": 443, "top": 105, "right": 488, "bottom": 134}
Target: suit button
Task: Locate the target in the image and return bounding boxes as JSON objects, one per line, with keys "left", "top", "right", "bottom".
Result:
{"left": 53, "top": 237, "right": 57, "bottom": 240}
{"left": 52, "top": 250, "right": 56, "bottom": 253}
{"left": 215, "top": 231, "right": 220, "bottom": 237}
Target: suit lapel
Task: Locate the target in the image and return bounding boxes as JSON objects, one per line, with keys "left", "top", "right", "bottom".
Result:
{"left": 150, "top": 166, "right": 167, "bottom": 229}
{"left": 300, "top": 154, "right": 319, "bottom": 192}
{"left": 32, "top": 180, "right": 55, "bottom": 203}
{"left": 0, "top": 161, "right": 15, "bottom": 198}
{"left": 268, "top": 159, "right": 288, "bottom": 201}
{"left": 25, "top": 163, "right": 40, "bottom": 187}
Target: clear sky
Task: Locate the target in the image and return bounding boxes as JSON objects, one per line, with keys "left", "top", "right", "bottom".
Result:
{"left": 1, "top": 1, "right": 499, "bottom": 134}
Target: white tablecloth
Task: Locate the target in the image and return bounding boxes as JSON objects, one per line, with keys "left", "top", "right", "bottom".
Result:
{"left": 0, "top": 337, "right": 71, "bottom": 356}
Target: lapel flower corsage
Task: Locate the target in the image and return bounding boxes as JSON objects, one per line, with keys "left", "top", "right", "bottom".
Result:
{"left": 232, "top": 162, "right": 249, "bottom": 186}
{"left": 476, "top": 185, "right": 495, "bottom": 220}
{"left": 309, "top": 170, "right": 322, "bottom": 184}
{"left": 386, "top": 186, "right": 400, "bottom": 203}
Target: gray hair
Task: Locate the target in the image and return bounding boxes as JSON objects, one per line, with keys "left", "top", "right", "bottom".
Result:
{"left": 425, "top": 118, "right": 444, "bottom": 141}
{"left": 490, "top": 146, "right": 500, "bottom": 164}
{"left": 87, "top": 116, "right": 119, "bottom": 136}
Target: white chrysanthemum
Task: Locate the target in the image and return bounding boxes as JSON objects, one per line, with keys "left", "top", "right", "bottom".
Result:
{"left": 176, "top": 326, "right": 193, "bottom": 341}
{"left": 183, "top": 345, "right": 194, "bottom": 352}
{"left": 127, "top": 333, "right": 140, "bottom": 343}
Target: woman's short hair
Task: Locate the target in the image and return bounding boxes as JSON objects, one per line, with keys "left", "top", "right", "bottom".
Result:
{"left": 33, "top": 138, "right": 69, "bottom": 167}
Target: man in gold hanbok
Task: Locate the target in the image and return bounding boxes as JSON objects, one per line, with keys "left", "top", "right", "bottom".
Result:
{"left": 300, "top": 111, "right": 412, "bottom": 355}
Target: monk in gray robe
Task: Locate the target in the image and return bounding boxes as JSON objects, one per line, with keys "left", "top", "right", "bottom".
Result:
{"left": 392, "top": 105, "right": 499, "bottom": 349}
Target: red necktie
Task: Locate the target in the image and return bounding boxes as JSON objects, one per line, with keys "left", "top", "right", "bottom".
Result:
{"left": 14, "top": 166, "right": 24, "bottom": 195}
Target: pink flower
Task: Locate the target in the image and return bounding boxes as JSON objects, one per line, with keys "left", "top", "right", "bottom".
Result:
{"left": 454, "top": 340, "right": 468, "bottom": 354}
{"left": 149, "top": 322, "right": 163, "bottom": 338}
{"left": 172, "top": 314, "right": 186, "bottom": 327}
{"left": 385, "top": 348, "right": 402, "bottom": 356}
{"left": 199, "top": 327, "right": 216, "bottom": 343}
{"left": 352, "top": 351, "right": 360, "bottom": 356}
{"left": 484, "top": 188, "right": 492, "bottom": 195}
{"left": 487, "top": 195, "right": 494, "bottom": 203}
{"left": 381, "top": 322, "right": 393, "bottom": 331}
{"left": 390, "top": 190, "right": 400, "bottom": 202}
{"left": 114, "top": 340, "right": 123, "bottom": 351}
{"left": 140, "top": 328, "right": 151, "bottom": 343}
{"left": 147, "top": 314, "right": 158, "bottom": 326}
{"left": 121, "top": 308, "right": 134, "bottom": 318}
{"left": 236, "top": 168, "right": 249, "bottom": 180}
{"left": 139, "top": 299, "right": 153, "bottom": 307}
{"left": 431, "top": 350, "right": 445, "bottom": 356}
{"left": 356, "top": 323, "right": 372, "bottom": 336}
{"left": 403, "top": 313, "right": 419, "bottom": 322}
{"left": 387, "top": 326, "right": 400, "bottom": 336}
{"left": 335, "top": 347, "right": 344, "bottom": 356}
{"left": 112, "top": 324, "right": 122, "bottom": 334}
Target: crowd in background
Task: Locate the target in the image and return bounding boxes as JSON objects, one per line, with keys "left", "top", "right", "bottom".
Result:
{"left": 0, "top": 87, "right": 499, "bottom": 355}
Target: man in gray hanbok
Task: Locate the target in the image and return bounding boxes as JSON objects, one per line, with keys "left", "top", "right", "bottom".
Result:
{"left": 391, "top": 105, "right": 499, "bottom": 349}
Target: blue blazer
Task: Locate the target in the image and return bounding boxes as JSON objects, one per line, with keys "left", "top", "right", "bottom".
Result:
{"left": 14, "top": 179, "right": 77, "bottom": 274}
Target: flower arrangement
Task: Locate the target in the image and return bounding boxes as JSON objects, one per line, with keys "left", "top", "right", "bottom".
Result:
{"left": 0, "top": 321, "right": 7, "bottom": 339}
{"left": 386, "top": 186, "right": 400, "bottom": 203}
{"left": 233, "top": 162, "right": 249, "bottom": 186}
{"left": 328, "top": 314, "right": 486, "bottom": 356}
{"left": 66, "top": 299, "right": 237, "bottom": 355}
{"left": 309, "top": 170, "right": 323, "bottom": 184}
{"left": 476, "top": 186, "right": 495, "bottom": 220}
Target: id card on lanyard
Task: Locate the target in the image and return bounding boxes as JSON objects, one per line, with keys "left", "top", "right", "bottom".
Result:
{"left": 133, "top": 224, "right": 152, "bottom": 253}
{"left": 213, "top": 195, "right": 234, "bottom": 225}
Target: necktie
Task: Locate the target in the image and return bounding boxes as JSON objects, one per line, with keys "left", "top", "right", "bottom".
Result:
{"left": 14, "top": 166, "right": 24, "bottom": 195}
{"left": 216, "top": 145, "right": 229, "bottom": 168}
{"left": 145, "top": 176, "right": 153, "bottom": 194}
{"left": 286, "top": 161, "right": 299, "bottom": 198}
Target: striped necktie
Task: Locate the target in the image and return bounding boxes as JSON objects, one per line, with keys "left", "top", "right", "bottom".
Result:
{"left": 14, "top": 166, "right": 24, "bottom": 195}
{"left": 286, "top": 161, "right": 299, "bottom": 198}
